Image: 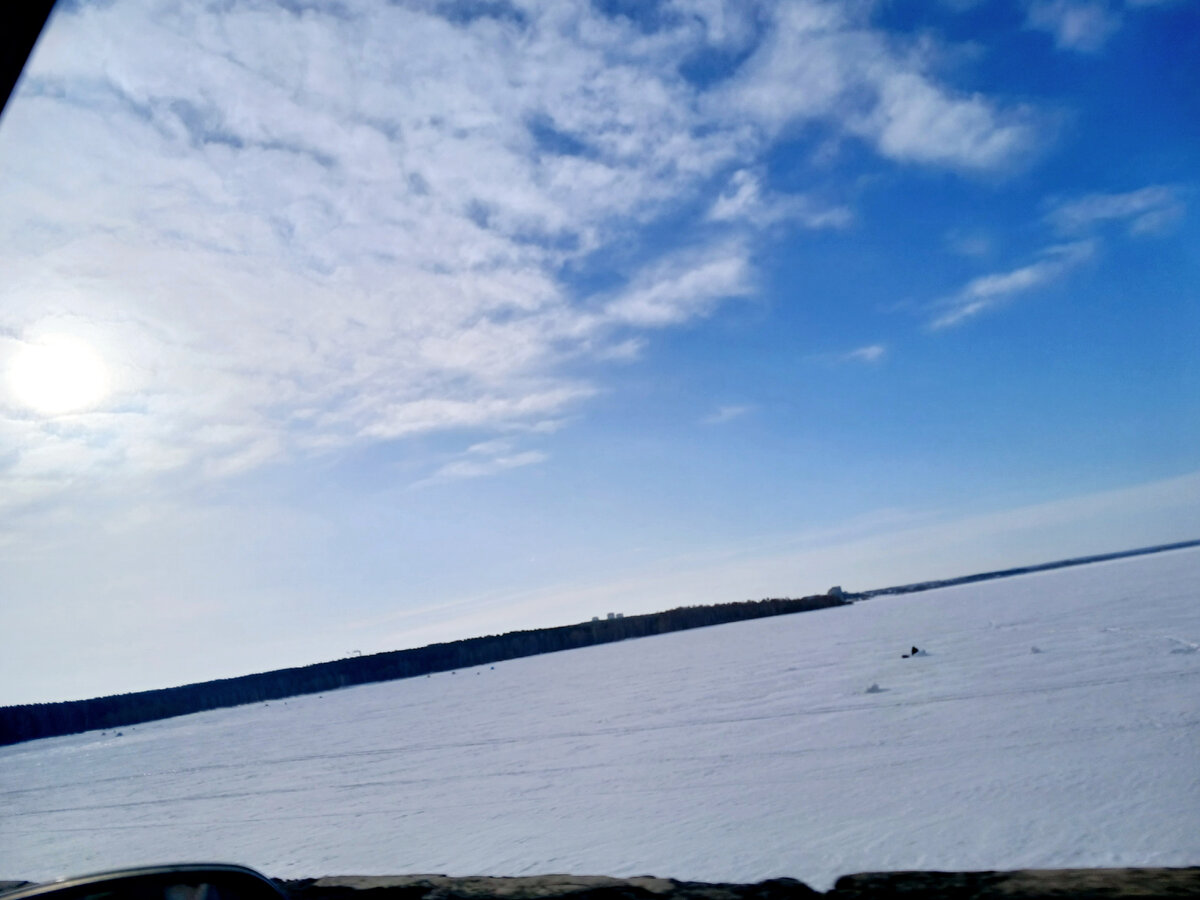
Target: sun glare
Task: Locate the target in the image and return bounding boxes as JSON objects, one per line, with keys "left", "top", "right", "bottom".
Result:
{"left": 8, "top": 334, "right": 112, "bottom": 415}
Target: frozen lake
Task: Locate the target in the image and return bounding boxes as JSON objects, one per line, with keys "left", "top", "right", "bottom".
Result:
{"left": 2, "top": 547, "right": 1198, "bottom": 888}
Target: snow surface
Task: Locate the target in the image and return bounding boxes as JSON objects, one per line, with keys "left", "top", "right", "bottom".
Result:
{"left": 3, "top": 548, "right": 1199, "bottom": 887}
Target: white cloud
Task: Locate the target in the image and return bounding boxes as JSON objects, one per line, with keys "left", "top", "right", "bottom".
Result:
{"left": 929, "top": 182, "right": 1182, "bottom": 333}
{"left": 945, "top": 229, "right": 994, "bottom": 258}
{"left": 1047, "top": 185, "right": 1186, "bottom": 236}
{"left": 863, "top": 72, "right": 1037, "bottom": 170}
{"left": 0, "top": 0, "right": 1048, "bottom": 515}
{"left": 930, "top": 240, "right": 1095, "bottom": 329}
{"left": 808, "top": 343, "right": 888, "bottom": 365}
{"left": 359, "top": 387, "right": 593, "bottom": 441}
{"left": 714, "top": 3, "right": 1040, "bottom": 170}
{"left": 844, "top": 344, "right": 887, "bottom": 363}
{"left": 701, "top": 404, "right": 752, "bottom": 425}
{"left": 707, "top": 170, "right": 769, "bottom": 222}
{"left": 1025, "top": 0, "right": 1123, "bottom": 52}
{"left": 418, "top": 448, "right": 549, "bottom": 488}
{"left": 465, "top": 438, "right": 520, "bottom": 457}
{"left": 411, "top": 432, "right": 550, "bottom": 487}
{"left": 707, "top": 169, "right": 853, "bottom": 229}
{"left": 667, "top": 0, "right": 761, "bottom": 51}
{"left": 604, "top": 240, "right": 754, "bottom": 327}
{"left": 596, "top": 337, "right": 648, "bottom": 361}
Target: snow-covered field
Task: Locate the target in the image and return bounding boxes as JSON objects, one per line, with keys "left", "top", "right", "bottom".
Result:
{"left": 3, "top": 548, "right": 1198, "bottom": 888}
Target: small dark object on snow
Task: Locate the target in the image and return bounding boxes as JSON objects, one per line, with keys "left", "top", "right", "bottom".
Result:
{"left": 902, "top": 645, "right": 921, "bottom": 658}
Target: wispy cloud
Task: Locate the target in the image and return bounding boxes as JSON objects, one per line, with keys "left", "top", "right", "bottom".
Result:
{"left": 1026, "top": 0, "right": 1123, "bottom": 52}
{"left": 414, "top": 440, "right": 549, "bottom": 488}
{"left": 807, "top": 344, "right": 888, "bottom": 366}
{"left": 714, "top": 3, "right": 1041, "bottom": 171}
{"left": 0, "top": 0, "right": 1052, "bottom": 513}
{"left": 701, "top": 404, "right": 752, "bottom": 425}
{"left": 843, "top": 344, "right": 888, "bottom": 364}
{"left": 945, "top": 229, "right": 994, "bottom": 259}
{"left": 1047, "top": 185, "right": 1185, "bottom": 236}
{"left": 931, "top": 181, "right": 1181, "bottom": 333}
{"left": 863, "top": 73, "right": 1040, "bottom": 171}
{"left": 930, "top": 241, "right": 1095, "bottom": 329}
{"left": 360, "top": 389, "right": 592, "bottom": 442}
{"left": 707, "top": 169, "right": 852, "bottom": 230}
{"left": 1025, "top": 0, "right": 1176, "bottom": 52}
{"left": 801, "top": 345, "right": 888, "bottom": 367}
{"left": 604, "top": 240, "right": 754, "bottom": 327}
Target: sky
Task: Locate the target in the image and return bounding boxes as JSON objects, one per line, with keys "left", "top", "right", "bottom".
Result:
{"left": 0, "top": 0, "right": 1197, "bottom": 706}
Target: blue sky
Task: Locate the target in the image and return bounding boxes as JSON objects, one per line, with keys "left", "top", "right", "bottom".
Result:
{"left": 1, "top": 0, "right": 1197, "bottom": 705}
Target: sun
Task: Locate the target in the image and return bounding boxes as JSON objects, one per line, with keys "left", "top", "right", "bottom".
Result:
{"left": 8, "top": 334, "right": 112, "bottom": 415}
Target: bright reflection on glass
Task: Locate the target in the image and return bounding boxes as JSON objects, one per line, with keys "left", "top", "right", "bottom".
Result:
{"left": 7, "top": 333, "right": 111, "bottom": 415}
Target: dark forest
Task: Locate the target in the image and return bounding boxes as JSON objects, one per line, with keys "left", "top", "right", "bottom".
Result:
{"left": 0, "top": 593, "right": 846, "bottom": 746}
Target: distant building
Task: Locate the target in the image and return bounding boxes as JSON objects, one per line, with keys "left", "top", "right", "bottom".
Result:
{"left": 591, "top": 616, "right": 600, "bottom": 622}
{"left": 606, "top": 612, "right": 615, "bottom": 620}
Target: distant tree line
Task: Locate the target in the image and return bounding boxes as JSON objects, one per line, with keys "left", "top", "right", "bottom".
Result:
{"left": 854, "top": 539, "right": 1200, "bottom": 599}
{"left": 0, "top": 593, "right": 847, "bottom": 746}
